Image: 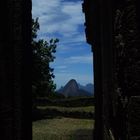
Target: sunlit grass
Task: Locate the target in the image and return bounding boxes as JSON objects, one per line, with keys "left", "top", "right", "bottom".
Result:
{"left": 33, "top": 117, "right": 94, "bottom": 140}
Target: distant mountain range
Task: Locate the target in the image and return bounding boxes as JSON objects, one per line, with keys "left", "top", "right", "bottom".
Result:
{"left": 57, "top": 79, "right": 94, "bottom": 98}
{"left": 78, "top": 83, "right": 94, "bottom": 94}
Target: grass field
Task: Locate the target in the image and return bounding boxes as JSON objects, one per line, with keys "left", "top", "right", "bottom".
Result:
{"left": 37, "top": 106, "right": 94, "bottom": 113}
{"left": 35, "top": 96, "right": 94, "bottom": 107}
{"left": 33, "top": 97, "right": 94, "bottom": 140}
{"left": 35, "top": 105, "right": 94, "bottom": 119}
{"left": 33, "top": 117, "right": 94, "bottom": 140}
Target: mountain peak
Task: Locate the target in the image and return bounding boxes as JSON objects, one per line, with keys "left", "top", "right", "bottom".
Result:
{"left": 78, "top": 83, "right": 94, "bottom": 94}
{"left": 69, "top": 79, "right": 77, "bottom": 83}
{"left": 62, "top": 79, "right": 79, "bottom": 97}
{"left": 66, "top": 79, "right": 78, "bottom": 88}
{"left": 58, "top": 79, "right": 92, "bottom": 98}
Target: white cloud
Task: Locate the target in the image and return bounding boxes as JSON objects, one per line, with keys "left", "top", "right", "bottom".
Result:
{"left": 56, "top": 65, "right": 67, "bottom": 69}
{"left": 32, "top": 0, "right": 61, "bottom": 17}
{"left": 64, "top": 55, "right": 93, "bottom": 64}
{"left": 61, "top": 1, "right": 84, "bottom": 25}
{"left": 32, "top": 0, "right": 86, "bottom": 52}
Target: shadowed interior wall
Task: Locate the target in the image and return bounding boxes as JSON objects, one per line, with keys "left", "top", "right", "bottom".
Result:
{"left": 0, "top": 0, "right": 32, "bottom": 140}
{"left": 83, "top": 0, "right": 140, "bottom": 140}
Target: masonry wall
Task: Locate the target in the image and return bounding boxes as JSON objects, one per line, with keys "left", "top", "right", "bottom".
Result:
{"left": 83, "top": 0, "right": 140, "bottom": 140}
{"left": 0, "top": 0, "right": 32, "bottom": 139}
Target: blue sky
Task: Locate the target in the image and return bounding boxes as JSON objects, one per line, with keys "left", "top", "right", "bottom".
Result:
{"left": 32, "top": 0, "right": 94, "bottom": 89}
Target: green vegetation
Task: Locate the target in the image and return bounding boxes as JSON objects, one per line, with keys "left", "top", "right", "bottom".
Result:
{"left": 36, "top": 105, "right": 94, "bottom": 119}
{"left": 33, "top": 97, "right": 95, "bottom": 139}
{"left": 33, "top": 117, "right": 94, "bottom": 140}
{"left": 32, "top": 18, "right": 59, "bottom": 98}
{"left": 33, "top": 96, "right": 95, "bottom": 120}
{"left": 37, "top": 106, "right": 94, "bottom": 113}
{"left": 33, "top": 106, "right": 94, "bottom": 121}
{"left": 35, "top": 96, "right": 94, "bottom": 107}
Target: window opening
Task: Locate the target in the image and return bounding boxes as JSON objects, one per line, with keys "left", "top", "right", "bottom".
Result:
{"left": 32, "top": 0, "right": 94, "bottom": 139}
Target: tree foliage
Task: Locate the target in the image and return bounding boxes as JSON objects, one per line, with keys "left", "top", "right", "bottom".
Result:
{"left": 32, "top": 18, "right": 59, "bottom": 97}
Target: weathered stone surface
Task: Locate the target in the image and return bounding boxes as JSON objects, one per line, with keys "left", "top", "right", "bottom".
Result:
{"left": 83, "top": 0, "right": 140, "bottom": 140}
{"left": 0, "top": 0, "right": 31, "bottom": 139}
{"left": 128, "top": 96, "right": 140, "bottom": 138}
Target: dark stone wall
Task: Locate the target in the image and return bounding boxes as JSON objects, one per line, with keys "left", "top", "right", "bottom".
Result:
{"left": 83, "top": 0, "right": 103, "bottom": 139}
{"left": 0, "top": 0, "right": 32, "bottom": 139}
{"left": 128, "top": 97, "right": 140, "bottom": 140}
{"left": 83, "top": 0, "right": 140, "bottom": 140}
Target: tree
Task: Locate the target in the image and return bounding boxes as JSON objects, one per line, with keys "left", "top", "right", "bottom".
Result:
{"left": 32, "top": 18, "right": 59, "bottom": 98}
